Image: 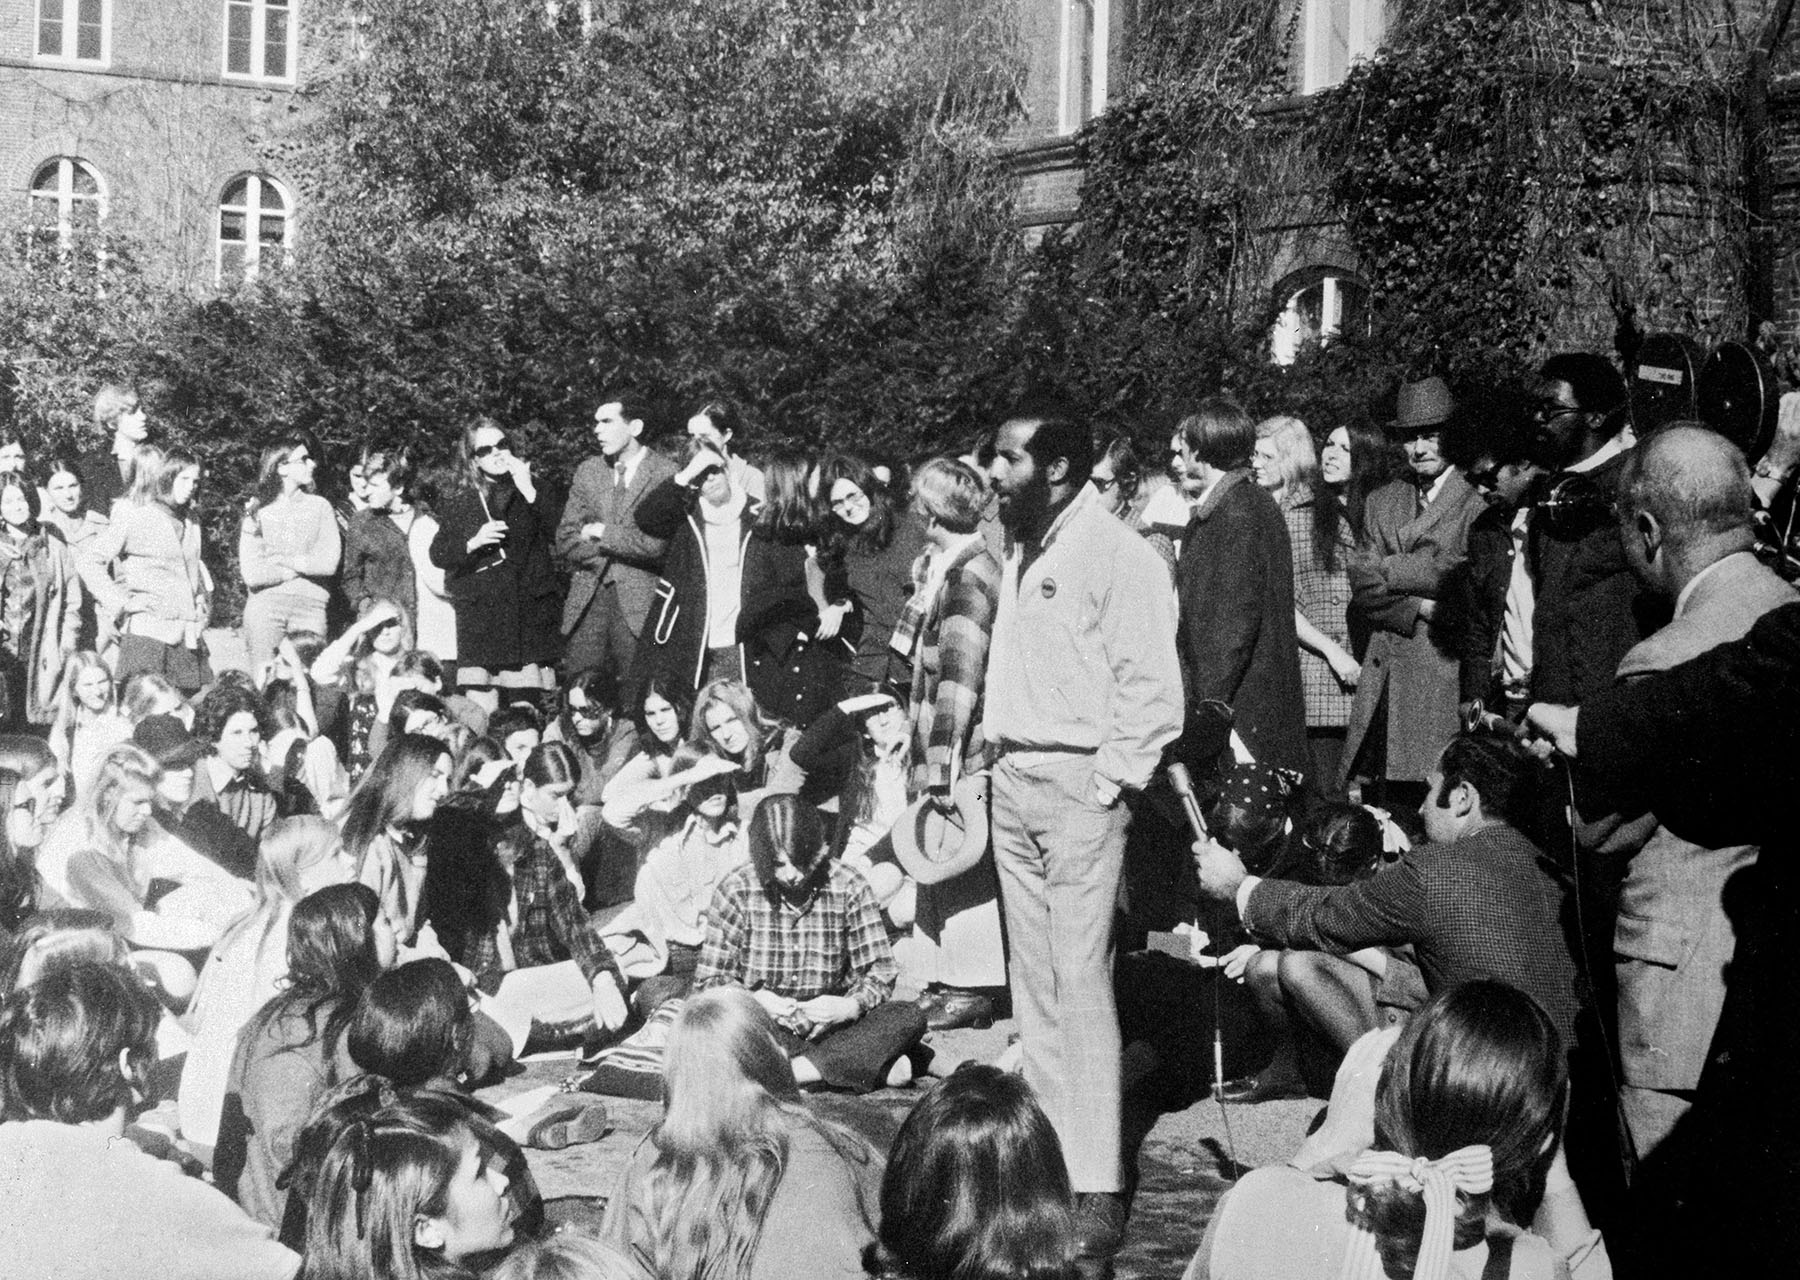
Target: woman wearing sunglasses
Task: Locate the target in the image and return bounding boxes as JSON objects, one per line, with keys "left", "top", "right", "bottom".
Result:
{"left": 429, "top": 421, "right": 560, "bottom": 714}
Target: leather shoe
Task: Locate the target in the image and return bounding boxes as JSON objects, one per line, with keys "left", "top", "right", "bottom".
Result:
{"left": 923, "top": 989, "right": 995, "bottom": 1031}
{"left": 1073, "top": 1191, "right": 1127, "bottom": 1257}
{"left": 1216, "top": 1071, "right": 1309, "bottom": 1104}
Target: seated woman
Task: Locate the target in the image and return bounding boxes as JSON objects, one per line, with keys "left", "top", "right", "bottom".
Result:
{"left": 866, "top": 1064, "right": 1082, "bottom": 1280}
{"left": 600, "top": 744, "right": 747, "bottom": 1015}
{"left": 177, "top": 816, "right": 354, "bottom": 1149}
{"left": 600, "top": 987, "right": 884, "bottom": 1280}
{"left": 299, "top": 1087, "right": 523, "bottom": 1280}
{"left": 600, "top": 676, "right": 715, "bottom": 842}
{"left": 46, "top": 650, "right": 131, "bottom": 795}
{"left": 0, "top": 961, "right": 299, "bottom": 1280}
{"left": 42, "top": 743, "right": 252, "bottom": 1006}
{"left": 350, "top": 957, "right": 604, "bottom": 1153}
{"left": 1187, "top": 981, "right": 1610, "bottom": 1280}
{"left": 695, "top": 793, "right": 924, "bottom": 1092}
{"left": 310, "top": 598, "right": 414, "bottom": 779}
{"left": 213, "top": 882, "right": 393, "bottom": 1231}
{"left": 688, "top": 677, "right": 796, "bottom": 804}
{"left": 0, "top": 735, "right": 65, "bottom": 938}
{"left": 421, "top": 740, "right": 628, "bottom": 1058}
{"left": 342, "top": 732, "right": 454, "bottom": 957}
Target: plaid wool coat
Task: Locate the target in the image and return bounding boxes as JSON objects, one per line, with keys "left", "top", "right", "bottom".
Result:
{"left": 905, "top": 538, "right": 1002, "bottom": 795}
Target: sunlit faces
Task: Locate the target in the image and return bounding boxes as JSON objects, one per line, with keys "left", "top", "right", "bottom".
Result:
{"left": 8, "top": 766, "right": 64, "bottom": 851}
{"left": 472, "top": 425, "right": 512, "bottom": 478}
{"left": 115, "top": 398, "right": 149, "bottom": 443}
{"left": 686, "top": 411, "right": 730, "bottom": 454}
{"left": 643, "top": 693, "right": 681, "bottom": 745}
{"left": 1250, "top": 438, "right": 1282, "bottom": 491}
{"left": 1320, "top": 427, "right": 1352, "bottom": 486}
{"left": 74, "top": 666, "right": 113, "bottom": 714}
{"left": 156, "top": 762, "right": 195, "bottom": 809}
{"left": 403, "top": 708, "right": 452, "bottom": 740}
{"left": 411, "top": 753, "right": 453, "bottom": 822}
{"left": 703, "top": 703, "right": 751, "bottom": 759}
{"left": 500, "top": 728, "right": 540, "bottom": 768}
{"left": 371, "top": 615, "right": 405, "bottom": 656}
{"left": 363, "top": 470, "right": 398, "bottom": 513}
{"left": 828, "top": 479, "right": 871, "bottom": 527}
{"left": 519, "top": 776, "right": 572, "bottom": 827}
{"left": 1169, "top": 431, "right": 1205, "bottom": 496}
{"left": 170, "top": 465, "right": 201, "bottom": 509}
{"left": 215, "top": 711, "right": 262, "bottom": 776}
{"left": 860, "top": 701, "right": 907, "bottom": 753}
{"left": 0, "top": 485, "right": 30, "bottom": 531}
{"left": 112, "top": 783, "right": 157, "bottom": 838}
{"left": 1089, "top": 454, "right": 1127, "bottom": 517}
{"left": 347, "top": 463, "right": 369, "bottom": 505}
{"left": 691, "top": 780, "right": 732, "bottom": 819}
{"left": 987, "top": 421, "right": 1041, "bottom": 518}
{"left": 280, "top": 444, "right": 316, "bottom": 490}
{"left": 45, "top": 468, "right": 82, "bottom": 516}
{"left": 414, "top": 1135, "right": 514, "bottom": 1262}
{"left": 593, "top": 401, "right": 641, "bottom": 457}
{"left": 695, "top": 461, "right": 732, "bottom": 507}
{"left": 567, "top": 690, "right": 606, "bottom": 737}
{"left": 1401, "top": 430, "right": 1446, "bottom": 481}
{"left": 0, "top": 443, "right": 24, "bottom": 475}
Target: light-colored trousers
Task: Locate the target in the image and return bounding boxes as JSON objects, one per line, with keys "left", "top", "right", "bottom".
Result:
{"left": 479, "top": 960, "right": 594, "bottom": 1056}
{"left": 991, "top": 751, "right": 1128, "bottom": 1193}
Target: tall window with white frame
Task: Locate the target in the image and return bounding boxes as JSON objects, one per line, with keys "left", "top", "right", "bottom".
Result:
{"left": 28, "top": 157, "right": 107, "bottom": 265}
{"left": 217, "top": 174, "right": 293, "bottom": 284}
{"left": 1271, "top": 271, "right": 1369, "bottom": 365}
{"left": 224, "top": 0, "right": 298, "bottom": 82}
{"left": 36, "top": 0, "right": 110, "bottom": 65}
{"left": 1058, "top": 0, "right": 1109, "bottom": 134}
{"left": 1299, "top": 0, "right": 1384, "bottom": 94}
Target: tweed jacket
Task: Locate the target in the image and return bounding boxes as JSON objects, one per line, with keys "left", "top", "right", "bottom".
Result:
{"left": 1341, "top": 469, "right": 1484, "bottom": 783}
{"left": 1243, "top": 821, "right": 1581, "bottom": 1046}
{"left": 1175, "top": 471, "right": 1308, "bottom": 774}
{"left": 1608, "top": 552, "right": 1796, "bottom": 1091}
{"left": 1280, "top": 492, "right": 1355, "bottom": 729}
{"left": 554, "top": 448, "right": 679, "bottom": 639}
{"left": 906, "top": 537, "right": 1001, "bottom": 794}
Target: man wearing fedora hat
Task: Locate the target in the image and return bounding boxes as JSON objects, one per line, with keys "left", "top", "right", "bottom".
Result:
{"left": 1339, "top": 376, "right": 1485, "bottom": 816}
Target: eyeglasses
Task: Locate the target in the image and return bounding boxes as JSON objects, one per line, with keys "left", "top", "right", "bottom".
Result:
{"left": 473, "top": 440, "right": 508, "bottom": 458}
{"left": 830, "top": 490, "right": 865, "bottom": 511}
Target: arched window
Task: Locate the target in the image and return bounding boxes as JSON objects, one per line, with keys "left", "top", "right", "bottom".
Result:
{"left": 27, "top": 157, "right": 106, "bottom": 258}
{"left": 36, "top": 0, "right": 111, "bottom": 64}
{"left": 224, "top": 0, "right": 297, "bottom": 82}
{"left": 1299, "top": 0, "right": 1384, "bottom": 94}
{"left": 1271, "top": 269, "right": 1369, "bottom": 365}
{"left": 217, "top": 174, "right": 292, "bottom": 283}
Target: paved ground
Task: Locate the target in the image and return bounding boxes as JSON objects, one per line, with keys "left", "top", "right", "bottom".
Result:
{"left": 485, "top": 1014, "right": 1320, "bottom": 1280}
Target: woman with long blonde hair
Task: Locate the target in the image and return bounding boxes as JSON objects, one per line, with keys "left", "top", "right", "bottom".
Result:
{"left": 600, "top": 987, "right": 883, "bottom": 1280}
{"left": 177, "top": 816, "right": 355, "bottom": 1147}
{"left": 47, "top": 650, "right": 130, "bottom": 794}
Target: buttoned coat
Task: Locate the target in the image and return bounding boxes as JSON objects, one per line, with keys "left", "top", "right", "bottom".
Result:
{"left": 555, "top": 449, "right": 679, "bottom": 641}
{"left": 1341, "top": 470, "right": 1485, "bottom": 783}
{"left": 1174, "top": 470, "right": 1308, "bottom": 776}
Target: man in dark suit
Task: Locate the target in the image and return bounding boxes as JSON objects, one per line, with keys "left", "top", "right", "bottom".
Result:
{"left": 1340, "top": 377, "right": 1486, "bottom": 811}
{"left": 1194, "top": 729, "right": 1581, "bottom": 1048}
{"left": 1169, "top": 395, "right": 1308, "bottom": 777}
{"left": 554, "top": 395, "right": 679, "bottom": 697}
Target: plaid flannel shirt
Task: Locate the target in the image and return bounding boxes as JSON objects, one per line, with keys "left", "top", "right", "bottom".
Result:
{"left": 694, "top": 861, "right": 896, "bottom": 1013}
{"left": 464, "top": 832, "right": 621, "bottom": 996}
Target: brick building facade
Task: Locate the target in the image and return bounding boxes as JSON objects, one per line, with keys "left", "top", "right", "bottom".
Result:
{"left": 1006, "top": 0, "right": 1795, "bottom": 360}
{"left": 0, "top": 0, "right": 351, "bottom": 285}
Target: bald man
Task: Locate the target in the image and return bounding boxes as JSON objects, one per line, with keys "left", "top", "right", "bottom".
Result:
{"left": 1590, "top": 428, "right": 1795, "bottom": 1161}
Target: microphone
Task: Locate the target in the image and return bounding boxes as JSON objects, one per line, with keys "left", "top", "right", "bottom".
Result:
{"left": 1167, "top": 760, "right": 1209, "bottom": 840}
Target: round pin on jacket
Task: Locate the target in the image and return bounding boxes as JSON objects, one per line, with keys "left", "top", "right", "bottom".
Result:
{"left": 1041, "top": 577, "right": 1057, "bottom": 598}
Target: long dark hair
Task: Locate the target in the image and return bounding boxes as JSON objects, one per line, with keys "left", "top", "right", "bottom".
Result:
{"left": 0, "top": 770, "right": 32, "bottom": 934}
{"left": 754, "top": 451, "right": 818, "bottom": 544}
{"left": 868, "top": 1064, "right": 1081, "bottom": 1280}
{"left": 268, "top": 883, "right": 385, "bottom": 1056}
{"left": 341, "top": 734, "right": 450, "bottom": 878}
{"left": 248, "top": 434, "right": 313, "bottom": 515}
{"left": 1353, "top": 981, "right": 1566, "bottom": 1279}
{"left": 349, "top": 958, "right": 472, "bottom": 1089}
{"left": 634, "top": 675, "right": 694, "bottom": 760}
{"left": 1322, "top": 418, "right": 1399, "bottom": 566}
{"left": 817, "top": 451, "right": 897, "bottom": 555}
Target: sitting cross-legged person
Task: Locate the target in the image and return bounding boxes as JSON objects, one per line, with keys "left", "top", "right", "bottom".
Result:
{"left": 694, "top": 792, "right": 924, "bottom": 1092}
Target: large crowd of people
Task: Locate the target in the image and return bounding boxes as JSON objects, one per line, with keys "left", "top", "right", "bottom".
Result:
{"left": 0, "top": 367, "right": 1794, "bottom": 1280}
